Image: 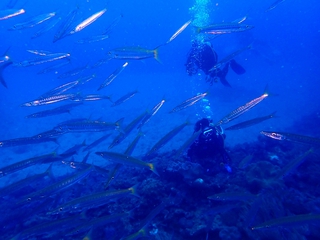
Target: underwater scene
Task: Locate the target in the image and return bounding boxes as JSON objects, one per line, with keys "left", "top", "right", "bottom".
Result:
{"left": 1, "top": 0, "right": 320, "bottom": 239}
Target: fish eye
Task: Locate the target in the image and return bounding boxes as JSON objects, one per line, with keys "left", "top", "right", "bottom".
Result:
{"left": 59, "top": 207, "right": 63, "bottom": 211}
{"left": 0, "top": 142, "right": 3, "bottom": 146}
{"left": 27, "top": 198, "right": 31, "bottom": 202}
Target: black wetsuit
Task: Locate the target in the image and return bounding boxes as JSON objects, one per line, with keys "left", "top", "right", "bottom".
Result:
{"left": 187, "top": 118, "right": 232, "bottom": 172}
{"left": 185, "top": 41, "right": 244, "bottom": 87}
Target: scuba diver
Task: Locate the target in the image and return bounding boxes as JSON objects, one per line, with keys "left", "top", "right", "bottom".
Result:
{"left": 187, "top": 118, "right": 232, "bottom": 173}
{"left": 185, "top": 40, "right": 246, "bottom": 87}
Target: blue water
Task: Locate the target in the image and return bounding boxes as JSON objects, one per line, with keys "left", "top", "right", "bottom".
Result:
{"left": 0, "top": 0, "right": 320, "bottom": 239}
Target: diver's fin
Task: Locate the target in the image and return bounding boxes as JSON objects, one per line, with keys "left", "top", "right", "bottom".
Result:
{"left": 0, "top": 62, "right": 12, "bottom": 88}
{"left": 220, "top": 76, "right": 232, "bottom": 87}
{"left": 218, "top": 62, "right": 232, "bottom": 87}
{"left": 230, "top": 59, "right": 246, "bottom": 75}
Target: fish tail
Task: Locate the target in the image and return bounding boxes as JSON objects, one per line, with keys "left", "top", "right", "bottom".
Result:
{"left": 45, "top": 164, "right": 55, "bottom": 180}
{"left": 263, "top": 84, "right": 269, "bottom": 96}
{"left": 149, "top": 163, "right": 159, "bottom": 176}
{"left": 115, "top": 117, "right": 124, "bottom": 130}
{"left": 263, "top": 84, "right": 278, "bottom": 97}
{"left": 129, "top": 184, "right": 140, "bottom": 198}
{"left": 270, "top": 111, "right": 277, "bottom": 118}
{"left": 153, "top": 48, "right": 162, "bottom": 64}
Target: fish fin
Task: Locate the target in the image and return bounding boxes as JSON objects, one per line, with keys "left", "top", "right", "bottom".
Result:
{"left": 149, "top": 162, "right": 159, "bottom": 176}
{"left": 263, "top": 84, "right": 278, "bottom": 97}
{"left": 52, "top": 148, "right": 59, "bottom": 157}
{"left": 129, "top": 184, "right": 140, "bottom": 198}
{"left": 2, "top": 46, "right": 11, "bottom": 59}
{"left": 80, "top": 210, "right": 88, "bottom": 220}
{"left": 153, "top": 47, "right": 162, "bottom": 64}
{"left": 138, "top": 131, "right": 146, "bottom": 137}
{"left": 82, "top": 152, "right": 91, "bottom": 163}
{"left": 107, "top": 95, "right": 113, "bottom": 102}
{"left": 45, "top": 163, "right": 55, "bottom": 180}
{"left": 230, "top": 59, "right": 246, "bottom": 75}
{"left": 269, "top": 111, "right": 278, "bottom": 118}
{"left": 83, "top": 227, "right": 93, "bottom": 240}
{"left": 115, "top": 117, "right": 125, "bottom": 132}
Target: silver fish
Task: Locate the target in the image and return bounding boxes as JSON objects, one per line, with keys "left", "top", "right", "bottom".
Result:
{"left": 108, "top": 111, "right": 148, "bottom": 149}
{"left": 83, "top": 134, "right": 112, "bottom": 152}
{"left": 108, "top": 46, "right": 160, "bottom": 62}
{"left": 137, "top": 98, "right": 165, "bottom": 129}
{"left": 14, "top": 52, "right": 71, "bottom": 67}
{"left": 0, "top": 152, "right": 56, "bottom": 177}
{"left": 32, "top": 16, "right": 61, "bottom": 39}
{"left": 58, "top": 64, "right": 89, "bottom": 79}
{"left": 266, "top": 0, "right": 286, "bottom": 12}
{"left": 50, "top": 186, "right": 138, "bottom": 214}
{"left": 25, "top": 103, "right": 82, "bottom": 118}
{"left": 38, "top": 60, "right": 70, "bottom": 74}
{"left": 210, "top": 44, "right": 252, "bottom": 71}
{"left": 96, "top": 151, "right": 158, "bottom": 175}
{"left": 260, "top": 131, "right": 320, "bottom": 146}
{"left": 169, "top": 92, "right": 208, "bottom": 113}
{"left": 111, "top": 90, "right": 138, "bottom": 107}
{"left": 0, "top": 164, "right": 53, "bottom": 197}
{"left": 53, "top": 7, "right": 79, "bottom": 42}
{"left": 225, "top": 111, "right": 277, "bottom": 130}
{"left": 21, "top": 93, "right": 79, "bottom": 107}
{"left": 0, "top": 135, "right": 57, "bottom": 148}
{"left": 77, "top": 34, "right": 109, "bottom": 44}
{"left": 166, "top": 19, "right": 192, "bottom": 44}
{"left": 40, "top": 80, "right": 80, "bottom": 98}
{"left": 98, "top": 62, "right": 129, "bottom": 90}
{"left": 9, "top": 12, "right": 56, "bottom": 30}
{"left": 197, "top": 22, "right": 254, "bottom": 35}
{"left": 80, "top": 94, "right": 112, "bottom": 102}
{"left": 17, "top": 165, "right": 93, "bottom": 204}
{"left": 105, "top": 132, "right": 144, "bottom": 188}
{"left": 54, "top": 118, "right": 123, "bottom": 133}
{"left": 66, "top": 212, "right": 129, "bottom": 236}
{"left": 216, "top": 86, "right": 269, "bottom": 125}
{"left": 252, "top": 214, "right": 320, "bottom": 230}
{"left": 0, "top": 8, "right": 25, "bottom": 21}
{"left": 69, "top": 8, "right": 107, "bottom": 34}
{"left": 145, "top": 121, "right": 189, "bottom": 158}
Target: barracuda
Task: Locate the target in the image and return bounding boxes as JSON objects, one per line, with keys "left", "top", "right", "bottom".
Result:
{"left": 21, "top": 93, "right": 78, "bottom": 107}
{"left": 49, "top": 185, "right": 138, "bottom": 214}
{"left": 0, "top": 152, "right": 56, "bottom": 177}
{"left": 17, "top": 165, "right": 93, "bottom": 204}
{"left": 96, "top": 151, "right": 158, "bottom": 176}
